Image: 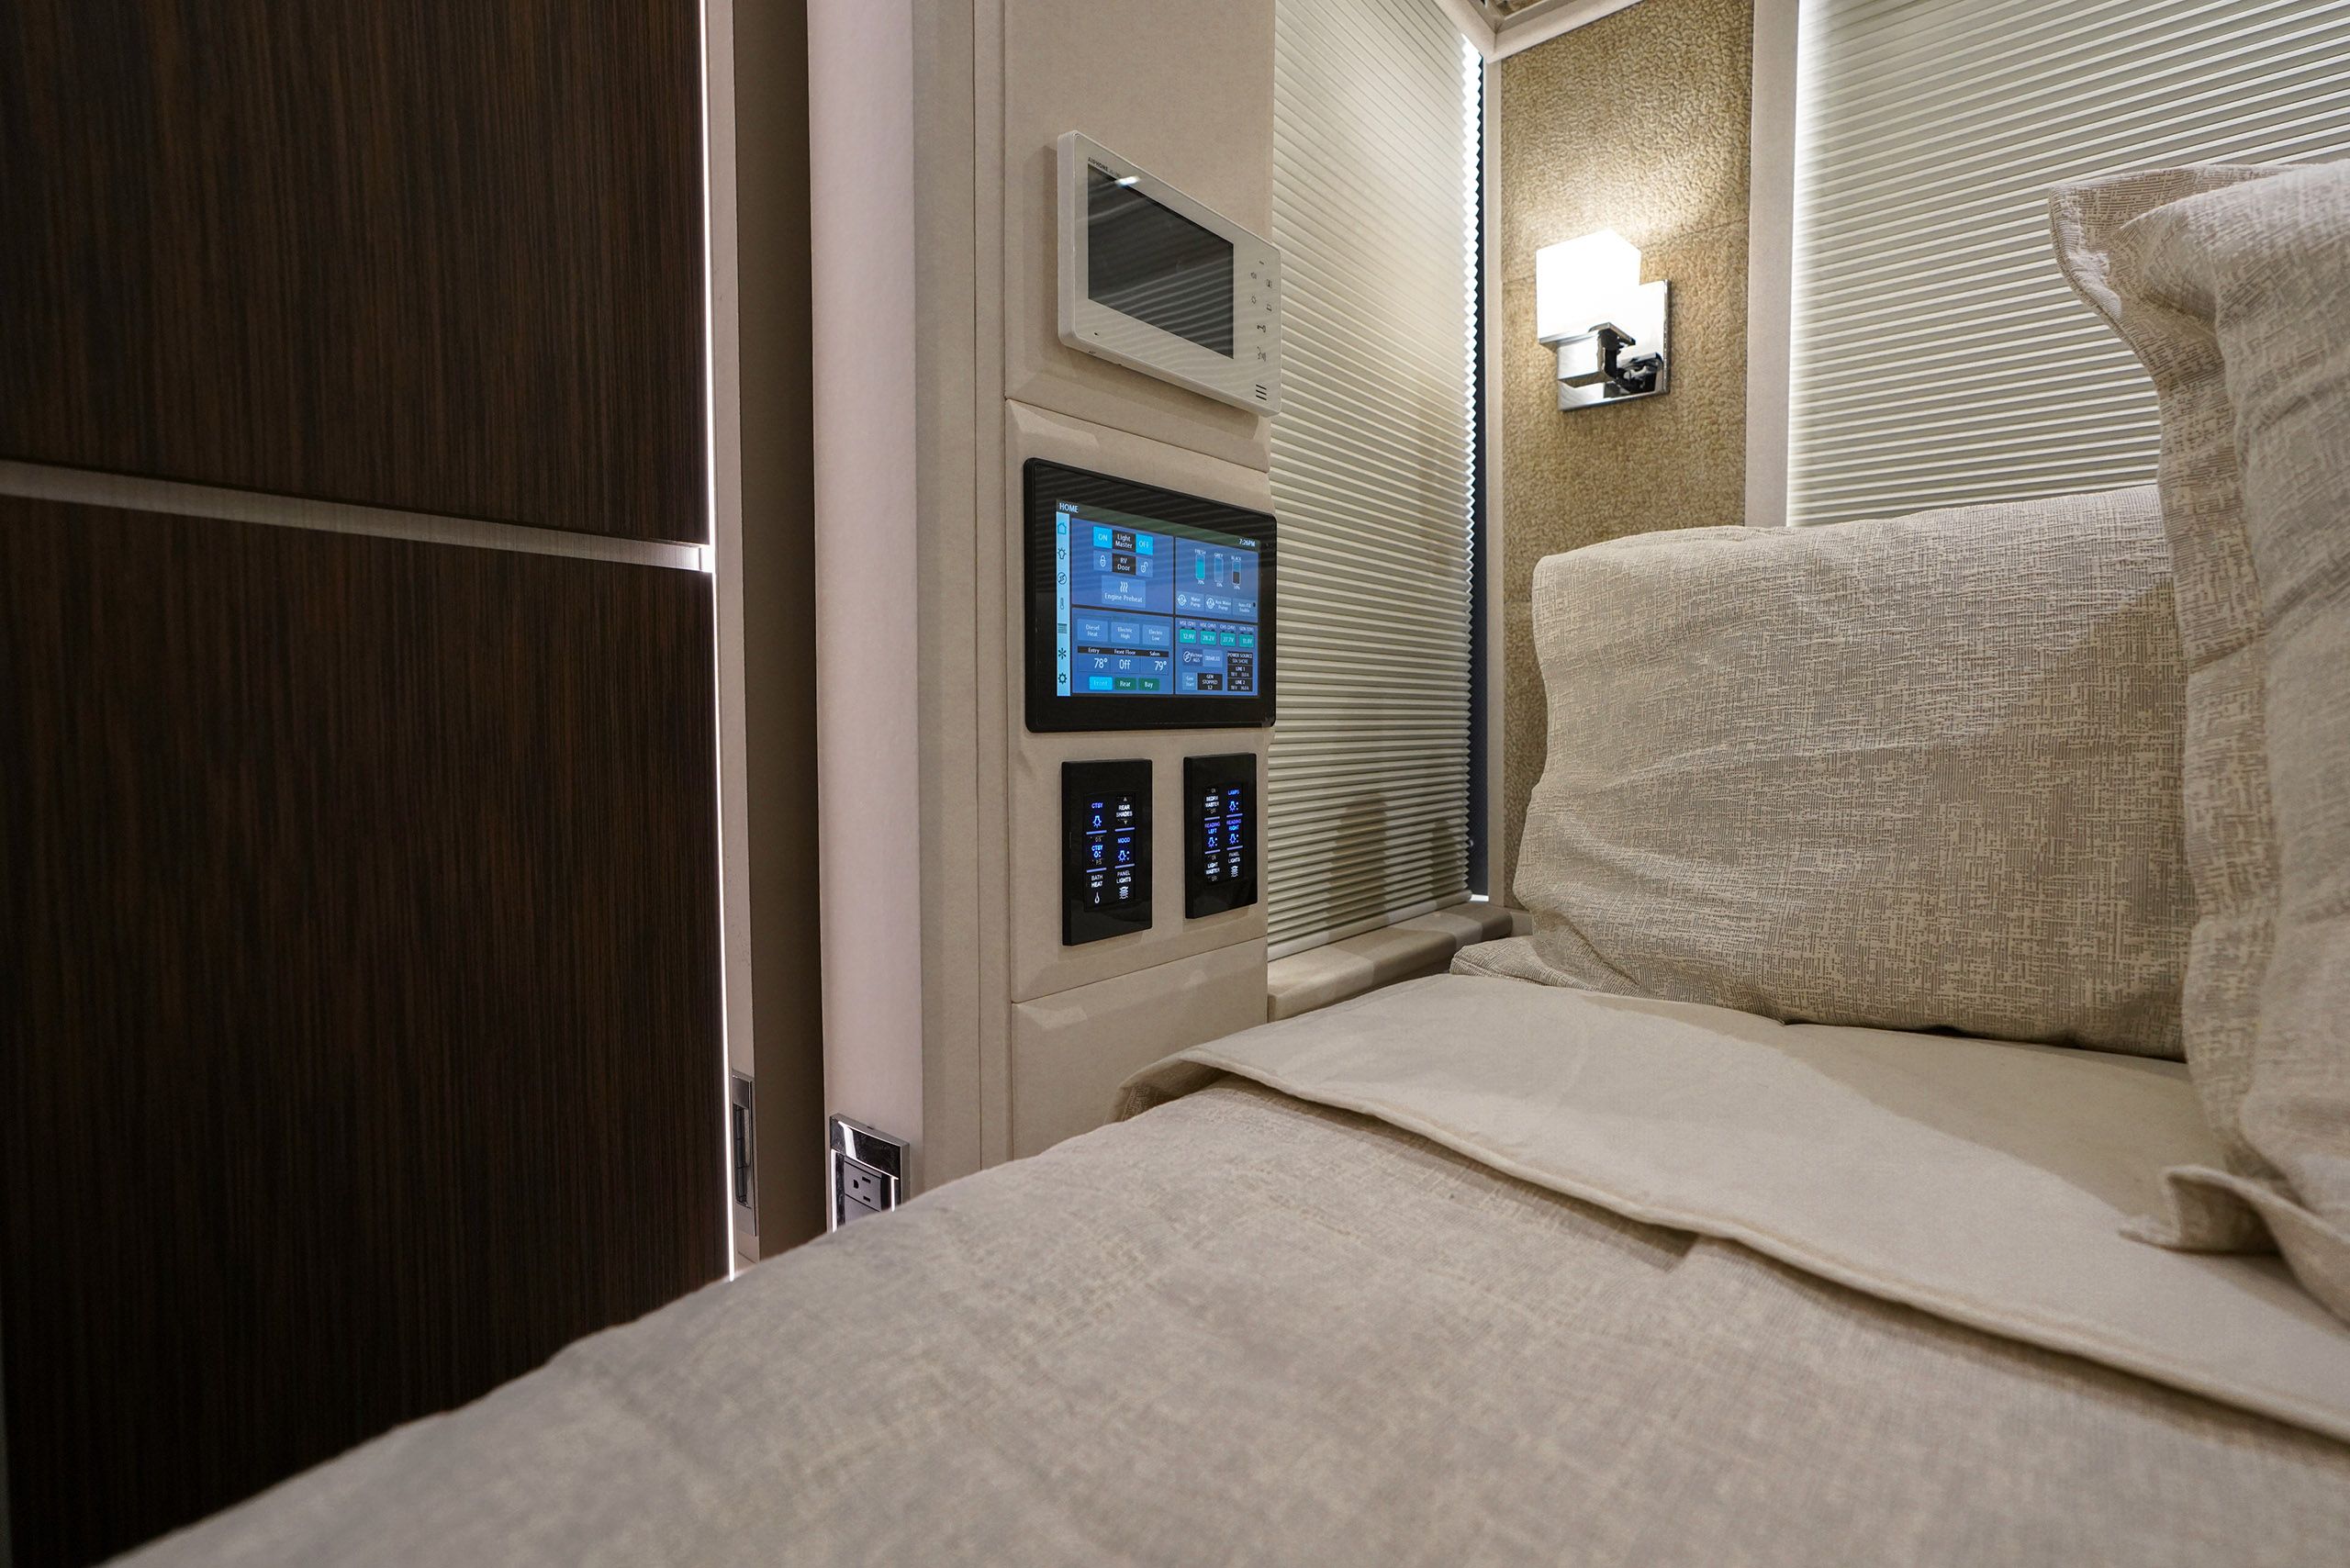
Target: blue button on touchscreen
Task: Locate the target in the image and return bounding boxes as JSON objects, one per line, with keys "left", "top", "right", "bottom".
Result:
{"left": 1053, "top": 499, "right": 1260, "bottom": 700}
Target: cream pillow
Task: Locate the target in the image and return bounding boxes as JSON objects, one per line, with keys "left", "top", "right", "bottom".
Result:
{"left": 1511, "top": 486, "right": 2191, "bottom": 1057}
{"left": 2053, "top": 161, "right": 2350, "bottom": 1321}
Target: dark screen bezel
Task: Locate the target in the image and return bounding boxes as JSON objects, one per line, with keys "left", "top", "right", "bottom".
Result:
{"left": 1024, "top": 459, "right": 1276, "bottom": 734}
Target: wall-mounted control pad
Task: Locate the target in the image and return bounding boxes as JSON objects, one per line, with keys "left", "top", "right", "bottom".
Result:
{"left": 1063, "top": 758, "right": 1152, "bottom": 945}
{"left": 1184, "top": 753, "right": 1257, "bottom": 919}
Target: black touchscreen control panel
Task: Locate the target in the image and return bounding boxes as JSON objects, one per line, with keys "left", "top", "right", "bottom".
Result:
{"left": 1183, "top": 754, "right": 1256, "bottom": 920}
{"left": 1026, "top": 460, "right": 1276, "bottom": 733}
{"left": 1063, "top": 758, "right": 1152, "bottom": 946}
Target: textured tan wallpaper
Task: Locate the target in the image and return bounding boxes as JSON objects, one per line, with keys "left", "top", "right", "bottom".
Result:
{"left": 1496, "top": 0, "right": 1754, "bottom": 902}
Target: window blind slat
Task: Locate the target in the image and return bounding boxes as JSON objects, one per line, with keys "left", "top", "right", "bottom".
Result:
{"left": 1268, "top": 0, "right": 1477, "bottom": 956}
{"left": 1786, "top": 0, "right": 2350, "bottom": 530}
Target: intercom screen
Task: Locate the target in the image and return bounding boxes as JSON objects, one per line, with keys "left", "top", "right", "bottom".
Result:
{"left": 1086, "top": 165, "right": 1236, "bottom": 357}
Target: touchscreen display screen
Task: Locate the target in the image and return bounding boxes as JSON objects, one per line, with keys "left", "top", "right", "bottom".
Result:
{"left": 1050, "top": 498, "right": 1262, "bottom": 700}
{"left": 1086, "top": 165, "right": 1236, "bottom": 357}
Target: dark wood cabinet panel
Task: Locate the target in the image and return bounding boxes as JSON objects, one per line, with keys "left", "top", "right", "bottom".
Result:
{"left": 0, "top": 1, "right": 706, "bottom": 542}
{"left": 0, "top": 498, "right": 726, "bottom": 1567}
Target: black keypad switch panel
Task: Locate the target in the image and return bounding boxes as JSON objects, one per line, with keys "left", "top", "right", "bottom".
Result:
{"left": 1063, "top": 758, "right": 1152, "bottom": 946}
{"left": 1184, "top": 753, "right": 1258, "bottom": 919}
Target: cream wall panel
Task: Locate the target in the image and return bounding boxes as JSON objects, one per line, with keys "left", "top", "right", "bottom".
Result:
{"left": 968, "top": 0, "right": 1014, "bottom": 1176}
{"left": 1004, "top": 401, "right": 1272, "bottom": 1004}
{"left": 812, "top": 0, "right": 930, "bottom": 1179}
{"left": 1010, "top": 940, "right": 1270, "bottom": 1159}
{"left": 1000, "top": 0, "right": 1275, "bottom": 472}
{"left": 912, "top": 0, "right": 990, "bottom": 1191}
{"left": 1008, "top": 730, "right": 1270, "bottom": 1003}
{"left": 815, "top": 0, "right": 1284, "bottom": 1193}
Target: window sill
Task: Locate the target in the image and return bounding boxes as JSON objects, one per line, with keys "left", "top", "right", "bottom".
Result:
{"left": 1264, "top": 902, "right": 1526, "bottom": 1022}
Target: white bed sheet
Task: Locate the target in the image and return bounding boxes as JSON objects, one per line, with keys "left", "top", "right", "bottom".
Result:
{"left": 1127, "top": 956, "right": 2350, "bottom": 1440}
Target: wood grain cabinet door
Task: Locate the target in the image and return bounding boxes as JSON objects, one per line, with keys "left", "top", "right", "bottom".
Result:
{"left": 0, "top": 502, "right": 728, "bottom": 1567}
{"left": 0, "top": 2, "right": 726, "bottom": 1563}
{"left": 0, "top": 0, "right": 707, "bottom": 541}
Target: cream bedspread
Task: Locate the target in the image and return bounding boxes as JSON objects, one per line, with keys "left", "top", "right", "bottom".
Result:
{"left": 125, "top": 976, "right": 2350, "bottom": 1565}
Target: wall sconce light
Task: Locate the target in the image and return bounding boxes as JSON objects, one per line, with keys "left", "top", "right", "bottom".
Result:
{"left": 1535, "top": 229, "right": 1669, "bottom": 410}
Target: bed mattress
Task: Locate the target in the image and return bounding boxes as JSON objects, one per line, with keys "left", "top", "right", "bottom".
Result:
{"left": 123, "top": 974, "right": 2350, "bottom": 1565}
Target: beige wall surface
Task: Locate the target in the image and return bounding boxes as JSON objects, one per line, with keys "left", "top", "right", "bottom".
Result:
{"left": 811, "top": 0, "right": 933, "bottom": 1185}
{"left": 1496, "top": 0, "right": 1754, "bottom": 902}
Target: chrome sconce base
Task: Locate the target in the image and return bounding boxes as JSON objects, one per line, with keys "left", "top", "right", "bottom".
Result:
{"left": 1545, "top": 278, "right": 1670, "bottom": 410}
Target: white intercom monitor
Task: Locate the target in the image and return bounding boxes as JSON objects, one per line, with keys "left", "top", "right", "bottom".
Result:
{"left": 1057, "top": 132, "right": 1282, "bottom": 415}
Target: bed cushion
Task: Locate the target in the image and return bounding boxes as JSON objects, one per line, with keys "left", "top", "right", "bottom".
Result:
{"left": 2052, "top": 160, "right": 2350, "bottom": 1321}
{"left": 122, "top": 1009, "right": 2350, "bottom": 1567}
{"left": 1508, "top": 485, "right": 2191, "bottom": 1057}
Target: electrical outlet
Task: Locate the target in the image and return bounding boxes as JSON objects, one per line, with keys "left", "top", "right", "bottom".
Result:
{"left": 827, "top": 1114, "right": 908, "bottom": 1231}
{"left": 838, "top": 1160, "right": 889, "bottom": 1214}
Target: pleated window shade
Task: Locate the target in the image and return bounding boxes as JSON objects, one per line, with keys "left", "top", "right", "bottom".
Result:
{"left": 1267, "top": 0, "right": 1480, "bottom": 957}
{"left": 1788, "top": 0, "right": 2350, "bottom": 528}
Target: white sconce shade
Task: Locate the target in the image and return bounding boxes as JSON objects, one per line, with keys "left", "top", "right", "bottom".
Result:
{"left": 1532, "top": 228, "right": 1670, "bottom": 409}
{"left": 1535, "top": 229, "right": 1642, "bottom": 343}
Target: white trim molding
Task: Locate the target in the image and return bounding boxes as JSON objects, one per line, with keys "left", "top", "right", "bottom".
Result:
{"left": 1492, "top": 0, "right": 1649, "bottom": 60}
{"left": 1743, "top": 0, "right": 1801, "bottom": 530}
{"left": 1437, "top": 0, "right": 1651, "bottom": 61}
{"left": 1266, "top": 899, "right": 1520, "bottom": 1017}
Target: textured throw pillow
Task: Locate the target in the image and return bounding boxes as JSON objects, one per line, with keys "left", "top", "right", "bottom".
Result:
{"left": 1511, "top": 486, "right": 2192, "bottom": 1057}
{"left": 2053, "top": 161, "right": 2350, "bottom": 1321}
